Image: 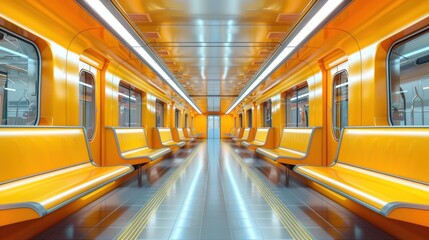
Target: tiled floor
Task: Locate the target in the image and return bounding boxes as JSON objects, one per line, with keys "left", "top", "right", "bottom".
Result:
{"left": 36, "top": 139, "right": 393, "bottom": 239}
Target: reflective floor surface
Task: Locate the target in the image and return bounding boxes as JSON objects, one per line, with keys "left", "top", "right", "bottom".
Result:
{"left": 36, "top": 139, "right": 394, "bottom": 239}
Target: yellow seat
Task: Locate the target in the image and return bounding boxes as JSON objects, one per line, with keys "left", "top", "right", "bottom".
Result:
{"left": 242, "top": 127, "right": 274, "bottom": 149}
{"left": 0, "top": 127, "right": 133, "bottom": 226}
{"left": 256, "top": 127, "right": 322, "bottom": 166}
{"left": 232, "top": 128, "right": 242, "bottom": 138}
{"left": 153, "top": 128, "right": 186, "bottom": 149}
{"left": 294, "top": 127, "right": 429, "bottom": 227}
{"left": 225, "top": 128, "right": 236, "bottom": 138}
{"left": 185, "top": 128, "right": 196, "bottom": 138}
{"left": 177, "top": 128, "right": 195, "bottom": 142}
{"left": 233, "top": 128, "right": 254, "bottom": 142}
{"left": 191, "top": 128, "right": 202, "bottom": 137}
{"left": 105, "top": 127, "right": 171, "bottom": 166}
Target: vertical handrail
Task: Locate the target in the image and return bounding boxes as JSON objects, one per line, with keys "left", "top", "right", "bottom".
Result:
{"left": 411, "top": 86, "right": 424, "bottom": 125}
{"left": 419, "top": 76, "right": 429, "bottom": 125}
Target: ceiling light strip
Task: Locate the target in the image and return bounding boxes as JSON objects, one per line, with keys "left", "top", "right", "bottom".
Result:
{"left": 226, "top": 0, "right": 350, "bottom": 114}
{"left": 78, "top": 0, "right": 202, "bottom": 114}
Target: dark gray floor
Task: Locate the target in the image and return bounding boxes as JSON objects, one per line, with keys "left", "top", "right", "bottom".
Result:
{"left": 36, "top": 139, "right": 393, "bottom": 239}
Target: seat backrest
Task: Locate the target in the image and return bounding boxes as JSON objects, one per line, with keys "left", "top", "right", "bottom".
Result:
{"left": 241, "top": 128, "right": 250, "bottom": 140}
{"left": 185, "top": 128, "right": 193, "bottom": 137}
{"left": 113, "top": 128, "right": 148, "bottom": 152}
{"left": 279, "top": 128, "right": 314, "bottom": 153}
{"left": 337, "top": 127, "right": 429, "bottom": 183}
{"left": 0, "top": 127, "right": 91, "bottom": 184}
{"left": 234, "top": 128, "right": 241, "bottom": 137}
{"left": 158, "top": 128, "right": 174, "bottom": 142}
{"left": 177, "top": 128, "right": 186, "bottom": 139}
{"left": 253, "top": 128, "right": 270, "bottom": 143}
{"left": 230, "top": 128, "right": 235, "bottom": 135}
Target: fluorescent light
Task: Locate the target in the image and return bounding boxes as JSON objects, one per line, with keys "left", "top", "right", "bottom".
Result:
{"left": 80, "top": 0, "right": 202, "bottom": 114}
{"left": 78, "top": 81, "right": 93, "bottom": 88}
{"left": 394, "top": 90, "right": 408, "bottom": 94}
{"left": 0, "top": 46, "right": 28, "bottom": 59}
{"left": 226, "top": 0, "right": 346, "bottom": 114}
{"left": 423, "top": 87, "right": 429, "bottom": 90}
{"left": 335, "top": 82, "right": 348, "bottom": 89}
{"left": 290, "top": 93, "right": 309, "bottom": 102}
{"left": 118, "top": 92, "right": 136, "bottom": 101}
{"left": 4, "top": 87, "right": 16, "bottom": 92}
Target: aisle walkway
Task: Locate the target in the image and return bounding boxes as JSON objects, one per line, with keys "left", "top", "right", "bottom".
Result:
{"left": 36, "top": 140, "right": 393, "bottom": 239}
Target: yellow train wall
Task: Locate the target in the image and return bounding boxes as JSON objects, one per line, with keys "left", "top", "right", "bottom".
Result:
{"left": 228, "top": 0, "right": 429, "bottom": 238}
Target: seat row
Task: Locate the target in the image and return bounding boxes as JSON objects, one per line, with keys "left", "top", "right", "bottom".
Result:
{"left": 0, "top": 126, "right": 199, "bottom": 227}
{"left": 230, "top": 126, "right": 429, "bottom": 227}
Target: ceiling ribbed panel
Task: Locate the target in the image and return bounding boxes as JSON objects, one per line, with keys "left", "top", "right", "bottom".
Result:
{"left": 115, "top": 0, "right": 313, "bottom": 113}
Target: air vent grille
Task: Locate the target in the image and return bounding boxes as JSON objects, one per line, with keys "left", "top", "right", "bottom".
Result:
{"left": 128, "top": 13, "right": 152, "bottom": 23}
{"left": 267, "top": 32, "right": 286, "bottom": 39}
{"left": 142, "top": 32, "right": 161, "bottom": 39}
{"left": 276, "top": 13, "right": 300, "bottom": 23}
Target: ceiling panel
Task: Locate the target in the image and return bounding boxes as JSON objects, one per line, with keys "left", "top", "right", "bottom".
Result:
{"left": 114, "top": 0, "right": 314, "bottom": 113}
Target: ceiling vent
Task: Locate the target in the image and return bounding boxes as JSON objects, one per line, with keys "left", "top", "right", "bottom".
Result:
{"left": 163, "top": 60, "right": 175, "bottom": 65}
{"left": 267, "top": 32, "right": 286, "bottom": 40}
{"left": 142, "top": 32, "right": 161, "bottom": 39}
{"left": 276, "top": 13, "right": 300, "bottom": 23}
{"left": 128, "top": 13, "right": 152, "bottom": 23}
{"left": 247, "top": 69, "right": 258, "bottom": 74}
{"left": 156, "top": 49, "right": 170, "bottom": 56}
{"left": 252, "top": 60, "right": 265, "bottom": 65}
{"left": 258, "top": 49, "right": 272, "bottom": 56}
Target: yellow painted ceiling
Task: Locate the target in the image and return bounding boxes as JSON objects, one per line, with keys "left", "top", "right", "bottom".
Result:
{"left": 113, "top": 0, "right": 313, "bottom": 113}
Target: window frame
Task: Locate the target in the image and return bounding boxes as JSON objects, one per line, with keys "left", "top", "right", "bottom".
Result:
{"left": 285, "top": 84, "right": 309, "bottom": 128}
{"left": 155, "top": 99, "right": 165, "bottom": 127}
{"left": 118, "top": 82, "right": 142, "bottom": 127}
{"left": 175, "top": 108, "right": 180, "bottom": 128}
{"left": 332, "top": 70, "right": 349, "bottom": 140}
{"left": 246, "top": 108, "right": 252, "bottom": 127}
{"left": 387, "top": 27, "right": 429, "bottom": 126}
{"left": 79, "top": 70, "right": 96, "bottom": 139}
{"left": 0, "top": 27, "right": 41, "bottom": 126}
{"left": 239, "top": 113, "right": 243, "bottom": 128}
{"left": 262, "top": 99, "right": 272, "bottom": 127}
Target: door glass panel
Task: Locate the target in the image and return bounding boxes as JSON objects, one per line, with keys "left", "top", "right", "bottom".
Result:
{"left": 333, "top": 71, "right": 348, "bottom": 139}
{"left": 0, "top": 29, "right": 39, "bottom": 125}
{"left": 79, "top": 71, "right": 95, "bottom": 139}
{"left": 389, "top": 30, "right": 429, "bottom": 126}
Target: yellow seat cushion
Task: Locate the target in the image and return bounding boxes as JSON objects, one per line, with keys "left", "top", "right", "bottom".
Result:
{"left": 122, "top": 147, "right": 171, "bottom": 161}
{"left": 178, "top": 128, "right": 195, "bottom": 142}
{"left": 295, "top": 163, "right": 429, "bottom": 216}
{"left": 0, "top": 163, "right": 131, "bottom": 214}
{"left": 0, "top": 127, "right": 133, "bottom": 226}
{"left": 105, "top": 127, "right": 171, "bottom": 165}
{"left": 234, "top": 128, "right": 250, "bottom": 142}
{"left": 257, "top": 147, "right": 306, "bottom": 160}
{"left": 294, "top": 127, "right": 429, "bottom": 227}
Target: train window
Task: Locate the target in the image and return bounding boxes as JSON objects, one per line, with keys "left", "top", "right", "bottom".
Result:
{"left": 246, "top": 108, "right": 252, "bottom": 127}
{"left": 0, "top": 30, "right": 39, "bottom": 126}
{"left": 118, "top": 83, "right": 142, "bottom": 127}
{"left": 185, "top": 113, "right": 188, "bottom": 128}
{"left": 239, "top": 113, "right": 243, "bottom": 127}
{"left": 333, "top": 71, "right": 348, "bottom": 139}
{"left": 263, "top": 99, "right": 272, "bottom": 127}
{"left": 286, "top": 85, "right": 309, "bottom": 127}
{"left": 79, "top": 71, "right": 96, "bottom": 139}
{"left": 156, "top": 100, "right": 164, "bottom": 127}
{"left": 389, "top": 30, "right": 429, "bottom": 126}
{"left": 175, "top": 108, "right": 180, "bottom": 128}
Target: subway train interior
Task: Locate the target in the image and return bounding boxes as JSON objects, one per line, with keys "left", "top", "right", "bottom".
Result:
{"left": 0, "top": 0, "right": 429, "bottom": 239}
